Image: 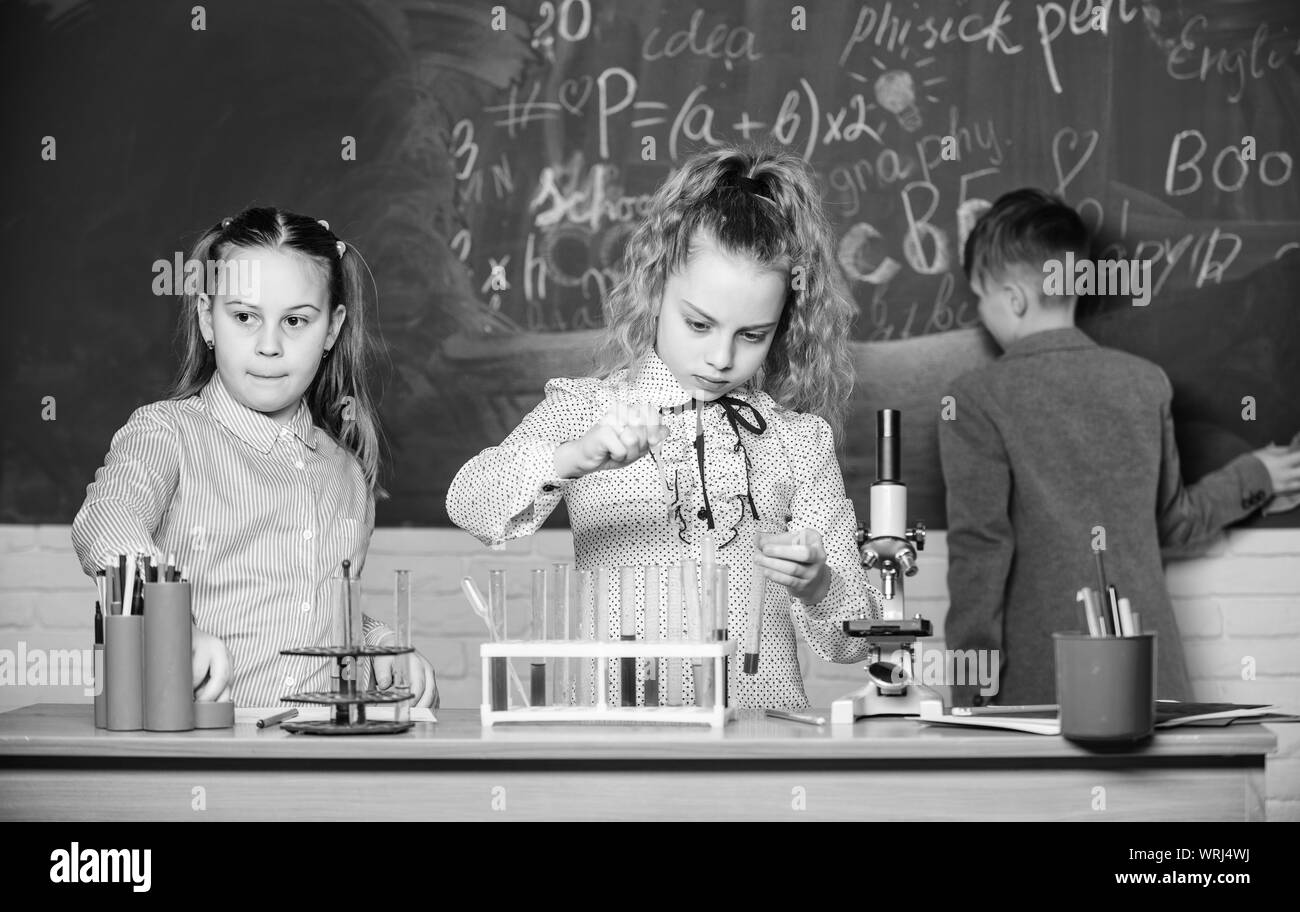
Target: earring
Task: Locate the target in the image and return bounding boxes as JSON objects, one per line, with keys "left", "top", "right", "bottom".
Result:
{"left": 322, "top": 348, "right": 331, "bottom": 360}
{"left": 205, "top": 339, "right": 214, "bottom": 350}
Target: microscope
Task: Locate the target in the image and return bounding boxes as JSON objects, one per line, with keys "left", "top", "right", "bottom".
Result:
{"left": 831, "top": 408, "right": 942, "bottom": 724}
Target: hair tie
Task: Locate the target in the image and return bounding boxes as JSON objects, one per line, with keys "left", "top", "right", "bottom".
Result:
{"left": 318, "top": 219, "right": 330, "bottom": 231}
{"left": 336, "top": 240, "right": 346, "bottom": 258}
{"left": 220, "top": 217, "right": 232, "bottom": 229}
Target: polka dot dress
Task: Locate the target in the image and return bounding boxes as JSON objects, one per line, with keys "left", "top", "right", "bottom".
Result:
{"left": 447, "top": 350, "right": 883, "bottom": 710}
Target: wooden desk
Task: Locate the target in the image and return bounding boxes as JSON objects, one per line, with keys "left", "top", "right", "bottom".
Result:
{"left": 0, "top": 704, "right": 1274, "bottom": 821}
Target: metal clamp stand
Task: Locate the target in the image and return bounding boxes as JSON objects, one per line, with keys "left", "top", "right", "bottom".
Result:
{"left": 831, "top": 409, "right": 942, "bottom": 724}
{"left": 278, "top": 643, "right": 415, "bottom": 735}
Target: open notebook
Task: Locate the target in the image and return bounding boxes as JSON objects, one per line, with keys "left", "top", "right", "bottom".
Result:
{"left": 917, "top": 700, "right": 1060, "bottom": 735}
{"left": 236, "top": 706, "right": 436, "bottom": 725}
{"left": 915, "top": 700, "right": 1296, "bottom": 735}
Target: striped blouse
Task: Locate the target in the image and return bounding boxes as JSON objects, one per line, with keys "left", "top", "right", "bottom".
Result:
{"left": 447, "top": 350, "right": 883, "bottom": 710}
{"left": 71, "top": 373, "right": 387, "bottom": 708}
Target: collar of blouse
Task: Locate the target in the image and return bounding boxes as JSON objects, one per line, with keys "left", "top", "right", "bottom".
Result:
{"left": 621, "top": 349, "right": 770, "bottom": 536}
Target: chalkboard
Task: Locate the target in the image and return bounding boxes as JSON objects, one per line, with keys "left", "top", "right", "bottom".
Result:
{"left": 3, "top": 0, "right": 1298, "bottom": 530}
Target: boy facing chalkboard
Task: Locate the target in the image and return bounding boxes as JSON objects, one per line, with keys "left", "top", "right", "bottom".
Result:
{"left": 940, "top": 188, "right": 1300, "bottom": 707}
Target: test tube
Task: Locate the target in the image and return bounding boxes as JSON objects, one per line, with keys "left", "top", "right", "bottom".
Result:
{"left": 619, "top": 565, "right": 637, "bottom": 707}
{"left": 530, "top": 568, "right": 547, "bottom": 707}
{"left": 332, "top": 562, "right": 364, "bottom": 724}
{"left": 700, "top": 532, "right": 716, "bottom": 636}
{"left": 488, "top": 569, "right": 509, "bottom": 711}
{"left": 595, "top": 566, "right": 611, "bottom": 705}
{"left": 644, "top": 564, "right": 660, "bottom": 707}
{"left": 392, "top": 569, "right": 411, "bottom": 725}
{"left": 683, "top": 559, "right": 710, "bottom": 706}
{"left": 745, "top": 544, "right": 767, "bottom": 675}
{"left": 713, "top": 564, "right": 729, "bottom": 707}
{"left": 551, "top": 563, "right": 571, "bottom": 706}
{"left": 577, "top": 569, "right": 594, "bottom": 706}
{"left": 666, "top": 563, "right": 683, "bottom": 706}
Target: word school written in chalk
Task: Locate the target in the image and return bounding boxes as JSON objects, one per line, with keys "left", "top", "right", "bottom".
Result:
{"left": 1043, "top": 252, "right": 1154, "bottom": 305}
{"left": 49, "top": 843, "right": 151, "bottom": 892}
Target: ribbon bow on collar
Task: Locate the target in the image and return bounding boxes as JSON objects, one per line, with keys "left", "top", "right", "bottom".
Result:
{"left": 690, "top": 393, "right": 767, "bottom": 535}
{"left": 714, "top": 394, "right": 767, "bottom": 438}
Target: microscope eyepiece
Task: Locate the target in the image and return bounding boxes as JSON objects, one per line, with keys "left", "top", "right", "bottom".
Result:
{"left": 876, "top": 409, "right": 900, "bottom": 482}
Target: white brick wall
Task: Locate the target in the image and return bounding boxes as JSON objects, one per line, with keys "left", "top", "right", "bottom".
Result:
{"left": 2, "top": 524, "right": 1296, "bottom": 817}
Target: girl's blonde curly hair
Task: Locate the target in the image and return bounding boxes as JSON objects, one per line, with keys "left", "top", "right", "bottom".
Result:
{"left": 596, "top": 143, "right": 855, "bottom": 441}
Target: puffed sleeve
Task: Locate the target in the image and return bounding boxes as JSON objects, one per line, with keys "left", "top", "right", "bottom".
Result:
{"left": 72, "top": 403, "right": 179, "bottom": 576}
{"left": 446, "top": 377, "right": 605, "bottom": 546}
{"left": 784, "top": 414, "right": 882, "bottom": 663}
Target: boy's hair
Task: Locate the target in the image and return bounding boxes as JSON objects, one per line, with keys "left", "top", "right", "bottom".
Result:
{"left": 169, "top": 206, "right": 387, "bottom": 492}
{"left": 963, "top": 188, "right": 1090, "bottom": 295}
{"left": 596, "top": 144, "right": 855, "bottom": 440}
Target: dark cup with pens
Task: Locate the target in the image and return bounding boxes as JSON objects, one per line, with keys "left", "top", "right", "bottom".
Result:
{"left": 1055, "top": 549, "right": 1156, "bottom": 744}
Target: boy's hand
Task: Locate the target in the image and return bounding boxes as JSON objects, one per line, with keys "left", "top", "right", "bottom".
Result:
{"left": 1257, "top": 437, "right": 1300, "bottom": 515}
{"left": 554, "top": 401, "right": 668, "bottom": 478}
{"left": 192, "top": 625, "right": 232, "bottom": 702}
{"left": 755, "top": 529, "right": 832, "bottom": 605}
{"left": 1253, "top": 442, "right": 1300, "bottom": 494}
{"left": 373, "top": 641, "right": 439, "bottom": 709}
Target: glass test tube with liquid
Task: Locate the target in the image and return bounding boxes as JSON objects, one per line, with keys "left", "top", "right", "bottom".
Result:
{"left": 551, "top": 563, "right": 571, "bottom": 706}
{"left": 595, "top": 566, "right": 611, "bottom": 706}
{"left": 392, "top": 569, "right": 411, "bottom": 725}
{"left": 619, "top": 566, "right": 637, "bottom": 706}
{"left": 682, "top": 559, "right": 710, "bottom": 706}
{"left": 713, "top": 564, "right": 729, "bottom": 707}
{"left": 530, "top": 568, "right": 547, "bottom": 707}
{"left": 666, "top": 562, "right": 683, "bottom": 706}
{"left": 332, "top": 561, "right": 364, "bottom": 725}
{"left": 577, "top": 569, "right": 595, "bottom": 706}
{"left": 644, "top": 564, "right": 660, "bottom": 707}
{"left": 488, "top": 569, "right": 509, "bottom": 711}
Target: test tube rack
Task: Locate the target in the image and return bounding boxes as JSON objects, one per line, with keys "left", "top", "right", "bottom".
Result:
{"left": 278, "top": 643, "right": 415, "bottom": 735}
{"left": 480, "top": 639, "right": 738, "bottom": 728}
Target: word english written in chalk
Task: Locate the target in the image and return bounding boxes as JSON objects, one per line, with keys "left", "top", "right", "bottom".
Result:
{"left": 1043, "top": 253, "right": 1154, "bottom": 306}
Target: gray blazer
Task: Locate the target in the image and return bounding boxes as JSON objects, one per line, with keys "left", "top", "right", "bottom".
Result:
{"left": 939, "top": 327, "right": 1272, "bottom": 705}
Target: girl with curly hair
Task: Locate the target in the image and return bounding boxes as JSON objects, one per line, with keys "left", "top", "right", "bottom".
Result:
{"left": 449, "top": 145, "right": 881, "bottom": 710}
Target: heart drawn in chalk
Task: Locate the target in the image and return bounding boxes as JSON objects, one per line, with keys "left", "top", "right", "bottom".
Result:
{"left": 1052, "top": 127, "right": 1099, "bottom": 196}
{"left": 558, "top": 76, "right": 593, "bottom": 115}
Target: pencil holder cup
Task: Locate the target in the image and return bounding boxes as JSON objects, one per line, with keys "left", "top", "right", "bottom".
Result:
{"left": 143, "top": 582, "right": 195, "bottom": 731}
{"left": 1054, "top": 632, "right": 1156, "bottom": 743}
{"left": 105, "top": 614, "right": 144, "bottom": 731}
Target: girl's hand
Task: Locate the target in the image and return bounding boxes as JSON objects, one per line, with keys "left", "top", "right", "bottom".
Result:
{"left": 192, "top": 625, "right": 233, "bottom": 702}
{"left": 554, "top": 401, "right": 668, "bottom": 479}
{"left": 755, "top": 529, "right": 832, "bottom": 605}
{"left": 373, "top": 641, "right": 440, "bottom": 709}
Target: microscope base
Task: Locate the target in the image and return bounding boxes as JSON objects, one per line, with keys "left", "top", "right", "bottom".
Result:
{"left": 830, "top": 681, "right": 944, "bottom": 725}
